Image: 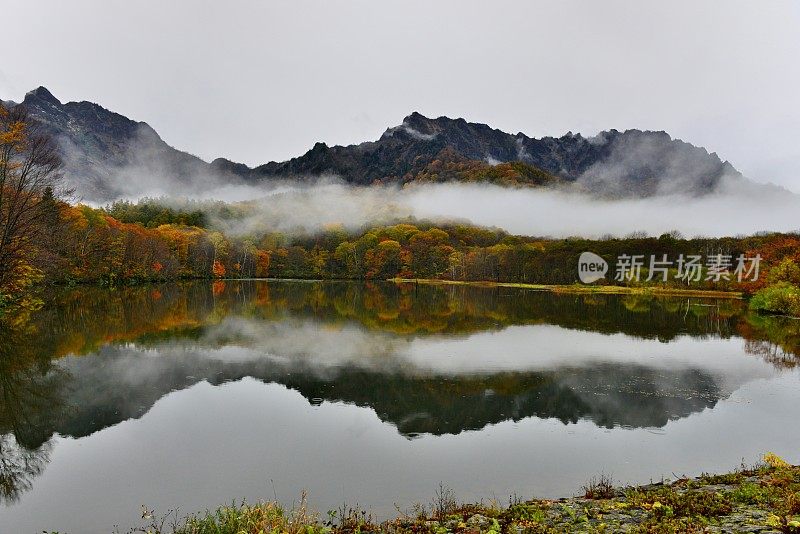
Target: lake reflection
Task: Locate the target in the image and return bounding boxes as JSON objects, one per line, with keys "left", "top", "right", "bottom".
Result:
{"left": 1, "top": 280, "right": 799, "bottom": 533}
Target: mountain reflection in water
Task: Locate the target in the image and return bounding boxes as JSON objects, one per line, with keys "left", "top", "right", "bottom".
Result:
{"left": 1, "top": 280, "right": 798, "bottom": 530}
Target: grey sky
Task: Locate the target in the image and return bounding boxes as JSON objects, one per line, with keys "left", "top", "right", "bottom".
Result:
{"left": 2, "top": 0, "right": 799, "bottom": 191}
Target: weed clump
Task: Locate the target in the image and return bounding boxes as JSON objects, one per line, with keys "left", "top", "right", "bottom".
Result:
{"left": 581, "top": 474, "right": 615, "bottom": 499}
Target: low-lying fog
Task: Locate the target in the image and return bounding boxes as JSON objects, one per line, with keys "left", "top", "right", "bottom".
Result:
{"left": 142, "top": 180, "right": 799, "bottom": 239}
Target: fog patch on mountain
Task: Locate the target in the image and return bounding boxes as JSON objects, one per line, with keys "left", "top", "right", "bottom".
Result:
{"left": 149, "top": 178, "right": 800, "bottom": 240}
{"left": 382, "top": 120, "right": 439, "bottom": 142}
{"left": 575, "top": 130, "right": 746, "bottom": 197}
{"left": 49, "top": 122, "right": 259, "bottom": 204}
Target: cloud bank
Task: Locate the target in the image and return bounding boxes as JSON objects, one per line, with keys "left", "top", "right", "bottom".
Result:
{"left": 190, "top": 180, "right": 799, "bottom": 239}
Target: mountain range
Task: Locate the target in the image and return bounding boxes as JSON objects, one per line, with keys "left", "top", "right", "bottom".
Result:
{"left": 4, "top": 86, "right": 766, "bottom": 202}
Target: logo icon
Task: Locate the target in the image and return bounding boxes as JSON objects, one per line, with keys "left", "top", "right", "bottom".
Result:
{"left": 578, "top": 252, "right": 608, "bottom": 284}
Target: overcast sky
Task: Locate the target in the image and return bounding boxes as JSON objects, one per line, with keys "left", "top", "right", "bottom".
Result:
{"left": 1, "top": 0, "right": 798, "bottom": 191}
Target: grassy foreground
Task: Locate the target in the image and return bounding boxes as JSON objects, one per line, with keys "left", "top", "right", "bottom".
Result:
{"left": 117, "top": 455, "right": 799, "bottom": 534}
{"left": 390, "top": 278, "right": 744, "bottom": 299}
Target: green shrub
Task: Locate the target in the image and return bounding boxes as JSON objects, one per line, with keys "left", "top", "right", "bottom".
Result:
{"left": 749, "top": 282, "right": 800, "bottom": 317}
{"left": 729, "top": 482, "right": 772, "bottom": 505}
{"left": 626, "top": 487, "right": 732, "bottom": 518}
{"left": 768, "top": 258, "right": 800, "bottom": 285}
{"left": 175, "top": 499, "right": 327, "bottom": 534}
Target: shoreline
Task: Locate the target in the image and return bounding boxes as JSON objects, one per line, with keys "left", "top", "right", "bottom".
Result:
{"left": 389, "top": 278, "right": 744, "bottom": 299}
{"left": 131, "top": 457, "right": 799, "bottom": 533}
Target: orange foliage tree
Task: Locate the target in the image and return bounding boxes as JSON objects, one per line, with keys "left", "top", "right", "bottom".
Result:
{"left": 0, "top": 102, "right": 64, "bottom": 295}
{"left": 212, "top": 260, "right": 226, "bottom": 278}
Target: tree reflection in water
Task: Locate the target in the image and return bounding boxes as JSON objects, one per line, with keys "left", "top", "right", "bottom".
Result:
{"left": 0, "top": 316, "right": 67, "bottom": 504}
{"left": 0, "top": 434, "right": 52, "bottom": 504}
{"left": 0, "top": 280, "right": 797, "bottom": 503}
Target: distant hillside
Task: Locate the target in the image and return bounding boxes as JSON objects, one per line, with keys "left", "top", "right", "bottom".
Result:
{"left": 7, "top": 86, "right": 764, "bottom": 202}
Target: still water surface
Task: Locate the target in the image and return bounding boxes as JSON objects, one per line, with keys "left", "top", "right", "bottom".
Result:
{"left": 1, "top": 280, "right": 799, "bottom": 533}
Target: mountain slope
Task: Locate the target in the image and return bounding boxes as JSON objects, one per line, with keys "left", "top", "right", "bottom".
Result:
{"left": 16, "top": 87, "right": 245, "bottom": 201}
{"left": 7, "top": 87, "right": 758, "bottom": 201}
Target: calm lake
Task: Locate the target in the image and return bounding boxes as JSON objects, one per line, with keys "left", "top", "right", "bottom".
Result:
{"left": 1, "top": 280, "right": 799, "bottom": 533}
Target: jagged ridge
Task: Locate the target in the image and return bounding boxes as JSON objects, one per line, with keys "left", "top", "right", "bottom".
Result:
{"left": 7, "top": 87, "right": 753, "bottom": 201}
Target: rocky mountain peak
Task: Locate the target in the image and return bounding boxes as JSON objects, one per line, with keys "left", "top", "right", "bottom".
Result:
{"left": 24, "top": 86, "right": 61, "bottom": 106}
